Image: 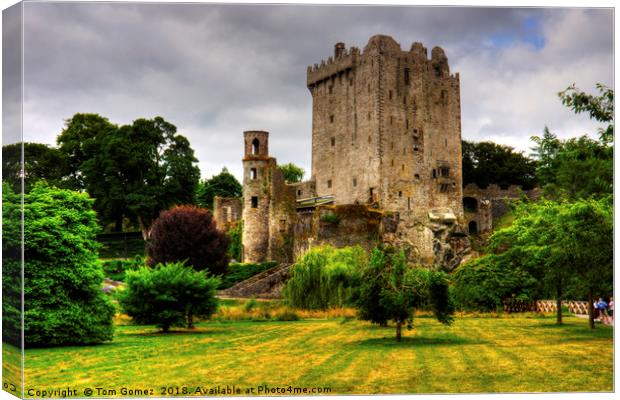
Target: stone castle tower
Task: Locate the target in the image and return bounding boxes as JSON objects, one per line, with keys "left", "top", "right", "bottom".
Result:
{"left": 307, "top": 35, "right": 463, "bottom": 218}
{"left": 241, "top": 131, "right": 295, "bottom": 263}
{"left": 236, "top": 35, "right": 469, "bottom": 268}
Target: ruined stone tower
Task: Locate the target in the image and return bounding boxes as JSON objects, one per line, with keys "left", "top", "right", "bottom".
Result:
{"left": 241, "top": 131, "right": 296, "bottom": 263}
{"left": 306, "top": 35, "right": 463, "bottom": 219}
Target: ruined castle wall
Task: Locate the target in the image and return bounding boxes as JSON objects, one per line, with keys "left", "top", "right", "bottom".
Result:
{"left": 289, "top": 180, "right": 317, "bottom": 200}
{"left": 292, "top": 205, "right": 382, "bottom": 260}
{"left": 213, "top": 196, "right": 242, "bottom": 232}
{"left": 267, "top": 166, "right": 297, "bottom": 263}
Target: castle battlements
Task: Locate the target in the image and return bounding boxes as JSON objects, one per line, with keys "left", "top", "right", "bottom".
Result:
{"left": 307, "top": 45, "right": 360, "bottom": 87}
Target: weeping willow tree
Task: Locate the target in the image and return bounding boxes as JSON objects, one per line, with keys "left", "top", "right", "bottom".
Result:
{"left": 283, "top": 246, "right": 367, "bottom": 309}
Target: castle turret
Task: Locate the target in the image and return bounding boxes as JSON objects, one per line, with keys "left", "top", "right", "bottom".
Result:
{"left": 242, "top": 130, "right": 271, "bottom": 262}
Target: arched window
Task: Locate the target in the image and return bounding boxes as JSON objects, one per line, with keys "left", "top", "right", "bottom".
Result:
{"left": 252, "top": 138, "right": 260, "bottom": 155}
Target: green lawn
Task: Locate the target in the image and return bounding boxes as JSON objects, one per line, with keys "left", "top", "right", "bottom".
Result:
{"left": 6, "top": 313, "right": 613, "bottom": 396}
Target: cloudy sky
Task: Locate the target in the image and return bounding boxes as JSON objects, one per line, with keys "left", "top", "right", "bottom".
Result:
{"left": 4, "top": 2, "right": 615, "bottom": 181}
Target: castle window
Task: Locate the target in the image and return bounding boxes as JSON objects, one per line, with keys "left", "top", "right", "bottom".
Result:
{"left": 252, "top": 138, "right": 260, "bottom": 155}
{"left": 349, "top": 79, "right": 353, "bottom": 86}
{"left": 440, "top": 167, "right": 450, "bottom": 177}
{"left": 407, "top": 197, "right": 411, "bottom": 210}
{"left": 353, "top": 178, "right": 357, "bottom": 187}
{"left": 404, "top": 68, "right": 410, "bottom": 85}
{"left": 414, "top": 174, "right": 420, "bottom": 180}
{"left": 389, "top": 90, "right": 393, "bottom": 100}
{"left": 327, "top": 179, "right": 332, "bottom": 189}
{"left": 367, "top": 112, "right": 371, "bottom": 120}
{"left": 390, "top": 116, "right": 393, "bottom": 125}
{"left": 391, "top": 159, "right": 394, "bottom": 166}
{"left": 368, "top": 84, "right": 371, "bottom": 93}
{"left": 398, "top": 191, "right": 403, "bottom": 197}
{"left": 401, "top": 164, "right": 405, "bottom": 171}
{"left": 406, "top": 119, "right": 409, "bottom": 129}
{"left": 403, "top": 96, "right": 407, "bottom": 105}
{"left": 251, "top": 196, "right": 258, "bottom": 208}
{"left": 368, "top": 136, "right": 372, "bottom": 143}
{"left": 250, "top": 168, "right": 257, "bottom": 180}
{"left": 469, "top": 221, "right": 478, "bottom": 235}
{"left": 331, "top": 137, "right": 336, "bottom": 146}
{"left": 439, "top": 183, "right": 450, "bottom": 193}
{"left": 279, "top": 219, "right": 287, "bottom": 232}
{"left": 445, "top": 138, "right": 448, "bottom": 147}
{"left": 297, "top": 189, "right": 302, "bottom": 196}
{"left": 329, "top": 86, "right": 333, "bottom": 94}
{"left": 414, "top": 146, "right": 419, "bottom": 151}
{"left": 330, "top": 115, "right": 334, "bottom": 123}
{"left": 413, "top": 129, "right": 418, "bottom": 134}
{"left": 432, "top": 169, "right": 437, "bottom": 179}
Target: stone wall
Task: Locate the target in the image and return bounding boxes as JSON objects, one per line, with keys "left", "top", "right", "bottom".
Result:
{"left": 213, "top": 196, "right": 242, "bottom": 232}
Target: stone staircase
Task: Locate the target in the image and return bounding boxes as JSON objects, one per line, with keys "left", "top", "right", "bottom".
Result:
{"left": 218, "top": 263, "right": 292, "bottom": 299}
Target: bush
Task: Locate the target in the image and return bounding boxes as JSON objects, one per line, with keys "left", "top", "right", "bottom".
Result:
{"left": 118, "top": 262, "right": 220, "bottom": 332}
{"left": 3, "top": 183, "right": 115, "bottom": 347}
{"left": 450, "top": 254, "right": 537, "bottom": 312}
{"left": 147, "top": 205, "right": 230, "bottom": 275}
{"left": 219, "top": 261, "right": 278, "bottom": 289}
{"left": 101, "top": 256, "right": 145, "bottom": 281}
{"left": 283, "top": 246, "right": 366, "bottom": 310}
{"left": 275, "top": 310, "right": 300, "bottom": 321}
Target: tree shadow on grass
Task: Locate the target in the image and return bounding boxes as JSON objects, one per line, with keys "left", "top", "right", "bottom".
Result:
{"left": 124, "top": 328, "right": 229, "bottom": 338}
{"left": 352, "top": 335, "right": 487, "bottom": 348}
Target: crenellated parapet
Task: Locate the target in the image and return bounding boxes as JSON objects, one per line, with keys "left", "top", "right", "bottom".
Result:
{"left": 307, "top": 45, "right": 360, "bottom": 87}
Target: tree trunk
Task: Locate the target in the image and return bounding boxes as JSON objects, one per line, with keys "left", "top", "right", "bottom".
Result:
{"left": 555, "top": 280, "right": 563, "bottom": 325}
{"left": 137, "top": 215, "right": 149, "bottom": 241}
{"left": 187, "top": 310, "right": 194, "bottom": 329}
{"left": 396, "top": 321, "right": 402, "bottom": 342}
{"left": 588, "top": 288, "right": 595, "bottom": 329}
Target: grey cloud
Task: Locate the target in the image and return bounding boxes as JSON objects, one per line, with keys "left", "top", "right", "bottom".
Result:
{"left": 11, "top": 3, "right": 614, "bottom": 180}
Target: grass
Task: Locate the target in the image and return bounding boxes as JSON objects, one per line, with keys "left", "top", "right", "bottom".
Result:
{"left": 6, "top": 306, "right": 613, "bottom": 396}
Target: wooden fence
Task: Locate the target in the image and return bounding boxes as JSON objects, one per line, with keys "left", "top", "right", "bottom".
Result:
{"left": 503, "top": 299, "right": 590, "bottom": 315}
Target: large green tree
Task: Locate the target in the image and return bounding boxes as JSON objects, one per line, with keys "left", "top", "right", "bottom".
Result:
{"left": 489, "top": 198, "right": 613, "bottom": 328}
{"left": 462, "top": 140, "right": 537, "bottom": 190}
{"left": 196, "top": 167, "right": 242, "bottom": 209}
{"left": 57, "top": 114, "right": 201, "bottom": 237}
{"left": 356, "top": 247, "right": 453, "bottom": 341}
{"left": 2, "top": 142, "right": 66, "bottom": 192}
{"left": 3, "top": 183, "right": 115, "bottom": 346}
{"left": 531, "top": 84, "right": 613, "bottom": 200}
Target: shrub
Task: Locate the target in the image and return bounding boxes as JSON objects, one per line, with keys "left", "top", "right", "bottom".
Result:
{"left": 283, "top": 245, "right": 366, "bottom": 310}
{"left": 118, "top": 262, "right": 220, "bottom": 332}
{"left": 450, "top": 254, "right": 538, "bottom": 312}
{"left": 101, "top": 256, "right": 145, "bottom": 281}
{"left": 219, "top": 261, "right": 278, "bottom": 289}
{"left": 320, "top": 213, "right": 340, "bottom": 224}
{"left": 147, "top": 205, "right": 230, "bottom": 275}
{"left": 3, "top": 183, "right": 115, "bottom": 347}
{"left": 275, "top": 310, "right": 300, "bottom": 321}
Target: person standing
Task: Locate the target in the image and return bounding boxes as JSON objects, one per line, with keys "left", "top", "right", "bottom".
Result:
{"left": 598, "top": 297, "right": 609, "bottom": 324}
{"left": 609, "top": 297, "right": 614, "bottom": 323}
